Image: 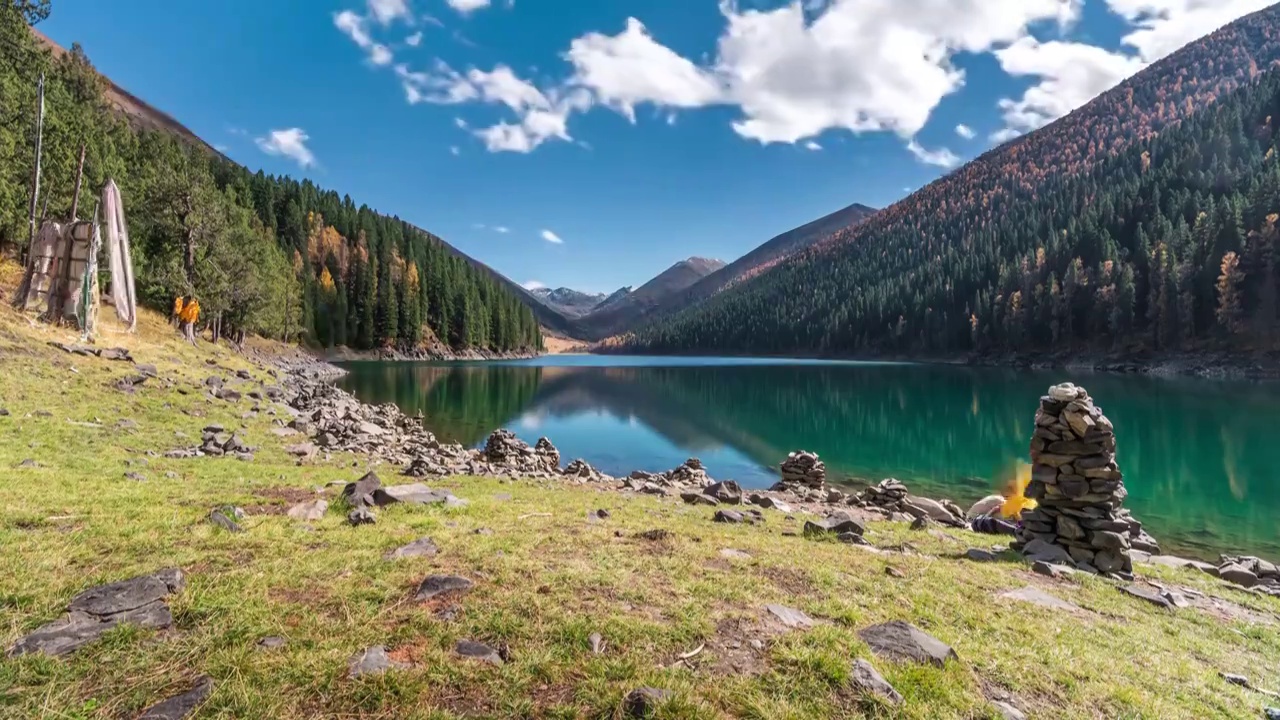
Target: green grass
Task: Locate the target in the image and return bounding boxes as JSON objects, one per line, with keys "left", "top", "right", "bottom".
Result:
{"left": 0, "top": 298, "right": 1277, "bottom": 719}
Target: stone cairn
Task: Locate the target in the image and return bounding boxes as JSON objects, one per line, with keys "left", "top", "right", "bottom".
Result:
{"left": 779, "top": 451, "right": 826, "bottom": 489}
{"left": 1016, "top": 382, "right": 1138, "bottom": 577}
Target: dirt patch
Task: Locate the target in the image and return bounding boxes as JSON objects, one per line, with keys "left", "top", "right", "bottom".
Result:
{"left": 758, "top": 565, "right": 817, "bottom": 595}
{"left": 677, "top": 612, "right": 804, "bottom": 677}
{"left": 268, "top": 584, "right": 332, "bottom": 610}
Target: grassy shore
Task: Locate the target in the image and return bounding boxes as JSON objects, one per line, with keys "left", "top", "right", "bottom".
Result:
{"left": 0, "top": 286, "right": 1278, "bottom": 719}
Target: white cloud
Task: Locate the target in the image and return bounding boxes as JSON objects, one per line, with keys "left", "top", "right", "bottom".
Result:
{"left": 1104, "top": 0, "right": 1273, "bottom": 62}
{"left": 447, "top": 0, "right": 491, "bottom": 15}
{"left": 450, "top": 145, "right": 460, "bottom": 155}
{"left": 804, "top": 140, "right": 822, "bottom": 151}
{"left": 255, "top": 128, "right": 317, "bottom": 168}
{"left": 906, "top": 139, "right": 961, "bottom": 168}
{"left": 523, "top": 280, "right": 546, "bottom": 290}
{"left": 367, "top": 0, "right": 412, "bottom": 25}
{"left": 566, "top": 18, "right": 722, "bottom": 122}
{"left": 494, "top": 226, "right": 510, "bottom": 233}
{"left": 992, "top": 37, "right": 1145, "bottom": 141}
{"left": 405, "top": 31, "right": 423, "bottom": 47}
{"left": 369, "top": 44, "right": 393, "bottom": 66}
{"left": 540, "top": 229, "right": 564, "bottom": 244}
{"left": 454, "top": 116, "right": 468, "bottom": 129}
{"left": 335, "top": 10, "right": 396, "bottom": 66}
{"left": 955, "top": 123, "right": 976, "bottom": 139}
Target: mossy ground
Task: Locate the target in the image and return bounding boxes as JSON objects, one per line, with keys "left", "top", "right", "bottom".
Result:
{"left": 0, "top": 276, "right": 1277, "bottom": 719}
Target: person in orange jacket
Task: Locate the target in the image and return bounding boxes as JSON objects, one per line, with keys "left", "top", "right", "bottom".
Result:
{"left": 177, "top": 295, "right": 199, "bottom": 344}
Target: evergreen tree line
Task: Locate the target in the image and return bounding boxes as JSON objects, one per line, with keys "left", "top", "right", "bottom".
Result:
{"left": 627, "top": 67, "right": 1280, "bottom": 358}
{"left": 0, "top": 4, "right": 540, "bottom": 351}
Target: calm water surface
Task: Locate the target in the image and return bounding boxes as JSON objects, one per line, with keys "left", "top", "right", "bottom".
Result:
{"left": 338, "top": 355, "right": 1280, "bottom": 560}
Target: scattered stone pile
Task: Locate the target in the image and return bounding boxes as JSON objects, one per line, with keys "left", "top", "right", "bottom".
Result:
{"left": 857, "top": 479, "right": 910, "bottom": 512}
{"left": 1216, "top": 554, "right": 1280, "bottom": 595}
{"left": 1014, "top": 383, "right": 1153, "bottom": 578}
{"left": 623, "top": 458, "right": 713, "bottom": 495}
{"left": 849, "top": 479, "right": 966, "bottom": 526}
{"left": 778, "top": 451, "right": 826, "bottom": 489}
{"left": 480, "top": 429, "right": 562, "bottom": 474}
{"left": 8, "top": 568, "right": 184, "bottom": 656}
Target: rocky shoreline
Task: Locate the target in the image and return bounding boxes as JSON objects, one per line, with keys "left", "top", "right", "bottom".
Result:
{"left": 224, "top": 352, "right": 1280, "bottom": 600}
{"left": 322, "top": 344, "right": 541, "bottom": 363}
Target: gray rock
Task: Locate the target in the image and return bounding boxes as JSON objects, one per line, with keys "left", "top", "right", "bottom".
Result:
{"left": 1120, "top": 584, "right": 1174, "bottom": 609}
{"left": 992, "top": 700, "right": 1028, "bottom": 720}
{"left": 804, "top": 512, "right": 865, "bottom": 537}
{"left": 286, "top": 499, "right": 328, "bottom": 522}
{"left": 208, "top": 510, "right": 243, "bottom": 533}
{"left": 704, "top": 480, "right": 743, "bottom": 505}
{"left": 285, "top": 443, "right": 317, "bottom": 458}
{"left": 849, "top": 659, "right": 903, "bottom": 706}
{"left": 341, "top": 472, "right": 382, "bottom": 508}
{"left": 719, "top": 548, "right": 752, "bottom": 560}
{"left": 623, "top": 687, "right": 672, "bottom": 718}
{"left": 714, "top": 509, "right": 745, "bottom": 524}
{"left": 589, "top": 632, "right": 605, "bottom": 654}
{"left": 137, "top": 675, "right": 213, "bottom": 720}
{"left": 257, "top": 636, "right": 287, "bottom": 650}
{"left": 1022, "top": 538, "right": 1073, "bottom": 565}
{"left": 384, "top": 537, "right": 439, "bottom": 560}
{"left": 965, "top": 548, "right": 999, "bottom": 562}
{"left": 455, "top": 639, "right": 503, "bottom": 666}
{"left": 1218, "top": 563, "right": 1259, "bottom": 588}
{"left": 347, "top": 508, "right": 376, "bottom": 526}
{"left": 8, "top": 568, "right": 183, "bottom": 656}
{"left": 125, "top": 471, "right": 147, "bottom": 482}
{"left": 415, "top": 574, "right": 473, "bottom": 601}
{"left": 1265, "top": 708, "right": 1280, "bottom": 720}
{"left": 371, "top": 483, "right": 454, "bottom": 507}
{"left": 998, "top": 586, "right": 1081, "bottom": 612}
{"left": 348, "top": 645, "right": 409, "bottom": 677}
{"left": 680, "top": 492, "right": 719, "bottom": 507}
{"left": 1031, "top": 560, "right": 1076, "bottom": 579}
{"left": 765, "top": 604, "right": 815, "bottom": 629}
{"left": 858, "top": 621, "right": 957, "bottom": 667}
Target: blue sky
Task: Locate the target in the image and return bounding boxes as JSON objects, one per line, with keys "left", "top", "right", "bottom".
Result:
{"left": 42, "top": 0, "right": 1270, "bottom": 294}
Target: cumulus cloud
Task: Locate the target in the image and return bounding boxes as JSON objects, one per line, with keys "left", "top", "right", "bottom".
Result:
{"left": 1105, "top": 0, "right": 1273, "bottom": 62}
{"left": 405, "top": 31, "right": 423, "bottom": 47}
{"left": 367, "top": 0, "right": 412, "bottom": 25}
{"left": 955, "top": 123, "right": 976, "bottom": 139}
{"left": 906, "top": 139, "right": 961, "bottom": 168}
{"left": 804, "top": 140, "right": 822, "bottom": 151}
{"left": 522, "top": 280, "right": 546, "bottom": 290}
{"left": 540, "top": 229, "right": 564, "bottom": 244}
{"left": 335, "top": 11, "right": 395, "bottom": 66}
{"left": 255, "top": 128, "right": 317, "bottom": 168}
{"left": 450, "top": 145, "right": 460, "bottom": 155}
{"left": 447, "top": 0, "right": 491, "bottom": 15}
{"left": 992, "top": 37, "right": 1145, "bottom": 141}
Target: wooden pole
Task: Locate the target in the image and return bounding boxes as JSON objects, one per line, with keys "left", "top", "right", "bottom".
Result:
{"left": 24, "top": 73, "right": 45, "bottom": 259}
{"left": 70, "top": 143, "right": 86, "bottom": 221}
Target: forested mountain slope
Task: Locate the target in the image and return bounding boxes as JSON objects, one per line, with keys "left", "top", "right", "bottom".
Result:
{"left": 625, "top": 4, "right": 1280, "bottom": 359}
{"left": 0, "top": 7, "right": 541, "bottom": 352}
{"left": 575, "top": 257, "right": 725, "bottom": 339}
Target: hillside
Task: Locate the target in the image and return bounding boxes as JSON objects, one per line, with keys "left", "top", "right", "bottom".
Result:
{"left": 625, "top": 4, "right": 1280, "bottom": 360}
{"left": 9, "top": 17, "right": 550, "bottom": 350}
{"left": 529, "top": 286, "right": 608, "bottom": 318}
{"left": 575, "top": 257, "right": 725, "bottom": 339}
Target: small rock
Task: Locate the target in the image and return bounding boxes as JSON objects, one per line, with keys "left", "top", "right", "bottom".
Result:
{"left": 208, "top": 510, "right": 243, "bottom": 533}
{"left": 341, "top": 472, "right": 382, "bottom": 508}
{"left": 286, "top": 499, "right": 328, "bottom": 522}
{"left": 849, "top": 659, "right": 902, "bottom": 706}
{"left": 803, "top": 512, "right": 865, "bottom": 538}
{"left": 415, "top": 574, "right": 473, "bottom": 601}
{"left": 1031, "top": 561, "right": 1076, "bottom": 579}
{"left": 384, "top": 537, "right": 439, "bottom": 560}
{"left": 681, "top": 491, "right": 719, "bottom": 507}
{"left": 637, "top": 529, "right": 671, "bottom": 542}
{"left": 589, "top": 632, "right": 605, "bottom": 654}
{"left": 1221, "top": 672, "right": 1250, "bottom": 687}
{"left": 1120, "top": 584, "right": 1174, "bottom": 609}
{"left": 1266, "top": 708, "right": 1280, "bottom": 720}
{"left": 965, "top": 548, "right": 999, "bottom": 563}
{"left": 714, "top": 509, "right": 745, "bottom": 524}
{"left": 704, "top": 480, "right": 743, "bottom": 504}
{"left": 455, "top": 639, "right": 503, "bottom": 666}
{"left": 858, "top": 620, "right": 957, "bottom": 667}
{"left": 347, "top": 508, "right": 376, "bottom": 526}
{"left": 257, "top": 636, "right": 287, "bottom": 650}
{"left": 992, "top": 700, "right": 1028, "bottom": 720}
{"left": 765, "top": 604, "right": 814, "bottom": 629}
{"left": 884, "top": 566, "right": 906, "bottom": 578}
{"left": 348, "top": 645, "right": 409, "bottom": 677}
{"left": 137, "top": 675, "right": 213, "bottom": 720}
{"left": 124, "top": 471, "right": 147, "bottom": 482}
{"left": 719, "top": 548, "right": 752, "bottom": 560}
{"left": 623, "top": 687, "right": 672, "bottom": 718}
{"left": 998, "top": 586, "right": 1081, "bottom": 612}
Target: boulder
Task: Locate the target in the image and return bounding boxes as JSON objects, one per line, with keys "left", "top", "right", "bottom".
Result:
{"left": 286, "top": 500, "right": 328, "bottom": 522}
{"left": 341, "top": 472, "right": 383, "bottom": 508}
{"left": 371, "top": 483, "right": 454, "bottom": 507}
{"left": 704, "top": 480, "right": 743, "bottom": 505}
{"left": 849, "top": 659, "right": 903, "bottom": 706}
{"left": 803, "top": 512, "right": 865, "bottom": 538}
{"left": 680, "top": 492, "right": 719, "bottom": 507}
{"left": 858, "top": 621, "right": 957, "bottom": 667}
{"left": 137, "top": 675, "right": 213, "bottom": 720}
{"left": 714, "top": 509, "right": 745, "bottom": 524}
{"left": 1218, "top": 563, "right": 1259, "bottom": 588}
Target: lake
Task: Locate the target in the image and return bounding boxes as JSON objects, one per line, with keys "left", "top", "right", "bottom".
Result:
{"left": 338, "top": 355, "right": 1280, "bottom": 560}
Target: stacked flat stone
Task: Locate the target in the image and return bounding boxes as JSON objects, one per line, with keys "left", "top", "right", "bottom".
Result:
{"left": 1017, "top": 382, "right": 1133, "bottom": 577}
{"left": 858, "top": 479, "right": 909, "bottom": 510}
{"left": 779, "top": 451, "right": 826, "bottom": 489}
